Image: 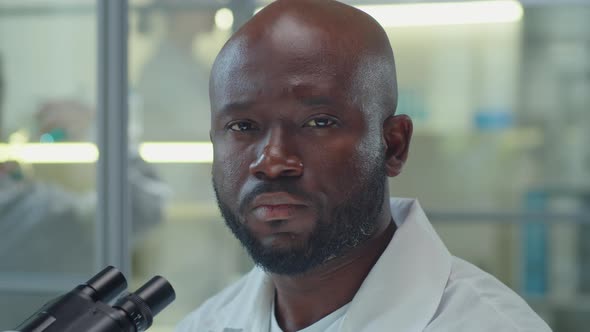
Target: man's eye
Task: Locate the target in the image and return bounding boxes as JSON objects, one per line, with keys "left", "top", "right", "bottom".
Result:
{"left": 304, "top": 118, "right": 337, "bottom": 128}
{"left": 228, "top": 121, "right": 257, "bottom": 132}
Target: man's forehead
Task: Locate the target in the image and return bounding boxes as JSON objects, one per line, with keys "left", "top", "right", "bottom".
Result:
{"left": 211, "top": 68, "right": 349, "bottom": 114}
{"left": 210, "top": 17, "right": 362, "bottom": 106}
{"left": 210, "top": 0, "right": 397, "bottom": 115}
{"left": 213, "top": 12, "right": 352, "bottom": 73}
{"left": 262, "top": 14, "right": 328, "bottom": 56}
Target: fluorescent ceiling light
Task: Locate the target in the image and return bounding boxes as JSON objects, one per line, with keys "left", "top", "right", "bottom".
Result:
{"left": 356, "top": 1, "right": 523, "bottom": 27}
{"left": 0, "top": 143, "right": 99, "bottom": 164}
{"left": 0, "top": 142, "right": 214, "bottom": 164}
{"left": 255, "top": 1, "right": 523, "bottom": 27}
{"left": 139, "top": 142, "right": 213, "bottom": 164}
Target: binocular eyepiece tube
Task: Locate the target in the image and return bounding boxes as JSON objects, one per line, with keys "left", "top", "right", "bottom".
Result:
{"left": 10, "top": 266, "right": 175, "bottom": 332}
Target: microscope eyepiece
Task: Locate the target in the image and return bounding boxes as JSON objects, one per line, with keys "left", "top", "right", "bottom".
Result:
{"left": 133, "top": 276, "right": 176, "bottom": 317}
{"left": 85, "top": 266, "right": 128, "bottom": 302}
{"left": 114, "top": 276, "right": 176, "bottom": 331}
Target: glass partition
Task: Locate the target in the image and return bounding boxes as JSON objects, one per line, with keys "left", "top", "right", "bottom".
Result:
{"left": 0, "top": 1, "right": 587, "bottom": 331}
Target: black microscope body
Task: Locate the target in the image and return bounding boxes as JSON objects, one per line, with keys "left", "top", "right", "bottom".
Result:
{"left": 8, "top": 266, "right": 175, "bottom": 332}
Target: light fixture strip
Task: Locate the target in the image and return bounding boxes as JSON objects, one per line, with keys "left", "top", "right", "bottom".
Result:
{"left": 356, "top": 1, "right": 523, "bottom": 27}
{"left": 0, "top": 142, "right": 215, "bottom": 164}
{"left": 255, "top": 1, "right": 523, "bottom": 27}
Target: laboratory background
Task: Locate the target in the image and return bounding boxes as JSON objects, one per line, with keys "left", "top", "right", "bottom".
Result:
{"left": 0, "top": 0, "right": 589, "bottom": 331}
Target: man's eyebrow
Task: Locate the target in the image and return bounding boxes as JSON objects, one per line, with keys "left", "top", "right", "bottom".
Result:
{"left": 299, "top": 96, "right": 334, "bottom": 107}
{"left": 218, "top": 101, "right": 255, "bottom": 113}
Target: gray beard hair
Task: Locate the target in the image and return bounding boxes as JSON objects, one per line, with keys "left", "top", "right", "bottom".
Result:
{"left": 212, "top": 149, "right": 387, "bottom": 276}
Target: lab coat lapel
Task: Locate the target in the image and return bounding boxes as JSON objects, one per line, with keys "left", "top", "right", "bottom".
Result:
{"left": 211, "top": 268, "right": 274, "bottom": 332}
{"left": 341, "top": 198, "right": 452, "bottom": 332}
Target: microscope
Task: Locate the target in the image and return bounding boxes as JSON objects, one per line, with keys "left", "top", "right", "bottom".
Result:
{"left": 4, "top": 266, "right": 175, "bottom": 332}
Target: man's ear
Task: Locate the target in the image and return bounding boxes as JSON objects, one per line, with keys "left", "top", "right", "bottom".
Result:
{"left": 383, "top": 114, "right": 413, "bottom": 177}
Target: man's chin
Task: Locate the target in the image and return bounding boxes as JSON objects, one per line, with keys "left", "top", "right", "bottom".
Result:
{"left": 259, "top": 232, "right": 309, "bottom": 249}
{"left": 247, "top": 243, "right": 316, "bottom": 275}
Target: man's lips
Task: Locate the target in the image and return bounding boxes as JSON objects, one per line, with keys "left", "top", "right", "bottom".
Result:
{"left": 250, "top": 192, "right": 307, "bottom": 210}
{"left": 253, "top": 204, "right": 302, "bottom": 221}
{"left": 249, "top": 192, "right": 308, "bottom": 221}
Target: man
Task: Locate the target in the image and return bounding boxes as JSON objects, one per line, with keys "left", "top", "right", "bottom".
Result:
{"left": 177, "top": 0, "right": 552, "bottom": 331}
{"left": 0, "top": 54, "right": 166, "bottom": 273}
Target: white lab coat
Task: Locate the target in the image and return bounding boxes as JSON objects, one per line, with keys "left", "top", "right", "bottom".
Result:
{"left": 176, "top": 198, "right": 552, "bottom": 332}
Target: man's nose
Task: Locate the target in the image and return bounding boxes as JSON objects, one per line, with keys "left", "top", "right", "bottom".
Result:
{"left": 249, "top": 129, "right": 303, "bottom": 180}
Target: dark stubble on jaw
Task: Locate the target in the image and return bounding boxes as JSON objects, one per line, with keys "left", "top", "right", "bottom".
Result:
{"left": 212, "top": 151, "right": 387, "bottom": 276}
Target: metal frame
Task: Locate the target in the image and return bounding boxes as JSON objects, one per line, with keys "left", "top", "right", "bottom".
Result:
{"left": 96, "top": 0, "right": 131, "bottom": 278}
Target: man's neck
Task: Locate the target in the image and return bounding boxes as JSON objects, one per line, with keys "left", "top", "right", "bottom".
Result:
{"left": 270, "top": 219, "right": 396, "bottom": 332}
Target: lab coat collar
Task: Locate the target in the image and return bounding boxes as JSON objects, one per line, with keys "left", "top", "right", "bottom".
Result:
{"left": 340, "top": 197, "right": 452, "bottom": 331}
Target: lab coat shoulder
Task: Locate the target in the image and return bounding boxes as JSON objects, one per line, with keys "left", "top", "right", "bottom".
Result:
{"left": 425, "top": 257, "right": 552, "bottom": 332}
{"left": 175, "top": 268, "right": 270, "bottom": 332}
{"left": 175, "top": 275, "right": 247, "bottom": 332}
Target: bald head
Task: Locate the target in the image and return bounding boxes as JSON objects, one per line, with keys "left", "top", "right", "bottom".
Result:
{"left": 210, "top": 0, "right": 398, "bottom": 120}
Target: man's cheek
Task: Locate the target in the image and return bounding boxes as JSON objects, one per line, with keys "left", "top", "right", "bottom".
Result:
{"left": 326, "top": 160, "right": 367, "bottom": 200}
{"left": 305, "top": 162, "right": 350, "bottom": 203}
{"left": 215, "top": 152, "right": 250, "bottom": 191}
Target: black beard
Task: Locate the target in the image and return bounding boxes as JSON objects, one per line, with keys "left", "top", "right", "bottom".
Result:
{"left": 212, "top": 154, "right": 387, "bottom": 276}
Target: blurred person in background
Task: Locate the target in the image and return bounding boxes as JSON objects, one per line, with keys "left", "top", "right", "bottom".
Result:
{"left": 135, "top": 0, "right": 222, "bottom": 141}
{"left": 0, "top": 53, "right": 168, "bottom": 274}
